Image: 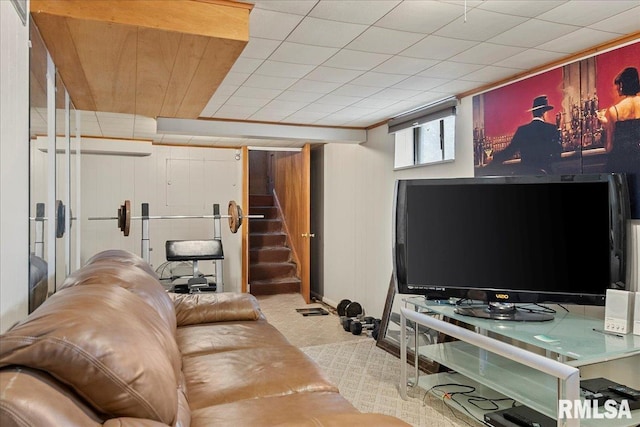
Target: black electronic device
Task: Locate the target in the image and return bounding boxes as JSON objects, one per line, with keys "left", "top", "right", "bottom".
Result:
{"left": 485, "top": 405, "right": 555, "bottom": 427}
{"left": 581, "top": 377, "right": 640, "bottom": 411}
{"left": 608, "top": 385, "right": 640, "bottom": 401}
{"left": 393, "top": 174, "right": 630, "bottom": 321}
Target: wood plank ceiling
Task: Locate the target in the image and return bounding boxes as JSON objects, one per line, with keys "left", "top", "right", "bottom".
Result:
{"left": 30, "top": 0, "right": 252, "bottom": 119}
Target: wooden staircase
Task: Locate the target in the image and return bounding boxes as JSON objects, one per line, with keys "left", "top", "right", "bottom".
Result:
{"left": 249, "top": 194, "right": 300, "bottom": 295}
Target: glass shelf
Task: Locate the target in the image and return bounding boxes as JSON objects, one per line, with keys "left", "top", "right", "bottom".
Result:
{"left": 406, "top": 297, "right": 640, "bottom": 366}
{"left": 400, "top": 298, "right": 640, "bottom": 427}
{"left": 419, "top": 340, "right": 558, "bottom": 419}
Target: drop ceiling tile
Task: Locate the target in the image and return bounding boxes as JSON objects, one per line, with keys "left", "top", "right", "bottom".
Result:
{"left": 316, "top": 94, "right": 363, "bottom": 107}
{"left": 252, "top": 0, "right": 317, "bottom": 16}
{"left": 209, "top": 92, "right": 232, "bottom": 106}
{"left": 254, "top": 60, "right": 316, "bottom": 79}
{"left": 429, "top": 79, "right": 483, "bottom": 94}
{"left": 352, "top": 97, "right": 400, "bottom": 109}
{"left": 405, "top": 91, "right": 452, "bottom": 106}
{"left": 386, "top": 100, "right": 431, "bottom": 116}
{"left": 285, "top": 110, "right": 331, "bottom": 123}
{"left": 239, "top": 38, "right": 281, "bottom": 60}
{"left": 234, "top": 86, "right": 282, "bottom": 99}
{"left": 368, "top": 87, "right": 424, "bottom": 101}
{"left": 589, "top": 6, "right": 640, "bottom": 33}
{"left": 350, "top": 71, "right": 409, "bottom": 88}
{"left": 434, "top": 8, "right": 528, "bottom": 42}
{"left": 209, "top": 86, "right": 238, "bottom": 103}
{"left": 475, "top": 0, "right": 567, "bottom": 18}
{"left": 249, "top": 109, "right": 294, "bottom": 122}
{"left": 269, "top": 42, "right": 340, "bottom": 66}
{"left": 230, "top": 58, "right": 264, "bottom": 74}
{"left": 313, "top": 115, "right": 349, "bottom": 126}
{"left": 330, "top": 84, "right": 382, "bottom": 98}
{"left": 346, "top": 27, "right": 425, "bottom": 55}
{"left": 401, "top": 35, "right": 479, "bottom": 60}
{"left": 493, "top": 48, "right": 567, "bottom": 70}
{"left": 537, "top": 27, "right": 625, "bottom": 54}
{"left": 336, "top": 105, "right": 379, "bottom": 118}
{"left": 449, "top": 43, "right": 527, "bottom": 66}
{"left": 460, "top": 65, "right": 522, "bottom": 83}
{"left": 214, "top": 105, "right": 261, "bottom": 120}
{"left": 225, "top": 96, "right": 272, "bottom": 108}
{"left": 392, "top": 75, "right": 450, "bottom": 91}
{"left": 323, "top": 49, "right": 392, "bottom": 71}
{"left": 249, "top": 8, "right": 305, "bottom": 40}
{"left": 309, "top": 1, "right": 400, "bottom": 25}
{"left": 304, "top": 66, "right": 365, "bottom": 84}
{"left": 418, "top": 61, "right": 484, "bottom": 79}
{"left": 375, "top": 1, "right": 465, "bottom": 34}
{"left": 221, "top": 72, "right": 251, "bottom": 86}
{"left": 488, "top": 19, "right": 580, "bottom": 48}
{"left": 537, "top": 1, "right": 638, "bottom": 26}
{"left": 243, "top": 74, "right": 298, "bottom": 90}
{"left": 276, "top": 90, "right": 324, "bottom": 103}
{"left": 298, "top": 103, "right": 345, "bottom": 114}
{"left": 288, "top": 79, "right": 343, "bottom": 94}
{"left": 287, "top": 17, "right": 369, "bottom": 48}
{"left": 264, "top": 99, "right": 309, "bottom": 112}
{"left": 373, "top": 56, "right": 439, "bottom": 75}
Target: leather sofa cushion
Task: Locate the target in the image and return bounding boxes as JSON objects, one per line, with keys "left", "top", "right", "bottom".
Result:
{"left": 177, "top": 319, "right": 290, "bottom": 357}
{"left": 190, "top": 392, "right": 358, "bottom": 427}
{"left": 0, "top": 285, "right": 178, "bottom": 425}
{"left": 183, "top": 346, "right": 338, "bottom": 409}
{"left": 61, "top": 252, "right": 177, "bottom": 336}
{"left": 170, "top": 292, "right": 261, "bottom": 327}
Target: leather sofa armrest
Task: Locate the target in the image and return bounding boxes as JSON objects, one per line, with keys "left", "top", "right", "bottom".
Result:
{"left": 169, "top": 292, "right": 262, "bottom": 326}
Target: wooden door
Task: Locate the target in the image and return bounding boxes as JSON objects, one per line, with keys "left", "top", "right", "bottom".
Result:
{"left": 242, "top": 144, "right": 311, "bottom": 303}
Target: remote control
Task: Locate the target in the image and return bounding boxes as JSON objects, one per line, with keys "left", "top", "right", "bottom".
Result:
{"left": 608, "top": 385, "right": 640, "bottom": 400}
{"left": 503, "top": 412, "right": 540, "bottom": 427}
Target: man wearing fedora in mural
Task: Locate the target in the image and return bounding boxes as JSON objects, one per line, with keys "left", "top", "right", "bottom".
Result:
{"left": 491, "top": 95, "right": 562, "bottom": 174}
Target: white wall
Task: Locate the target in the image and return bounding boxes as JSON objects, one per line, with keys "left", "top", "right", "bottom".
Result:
{"left": 0, "top": 2, "right": 29, "bottom": 332}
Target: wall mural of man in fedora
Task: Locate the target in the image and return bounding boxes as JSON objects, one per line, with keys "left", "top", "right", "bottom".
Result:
{"left": 473, "top": 41, "right": 640, "bottom": 218}
{"left": 489, "top": 95, "right": 561, "bottom": 174}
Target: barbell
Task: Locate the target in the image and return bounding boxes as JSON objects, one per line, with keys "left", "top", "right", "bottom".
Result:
{"left": 89, "top": 200, "right": 262, "bottom": 236}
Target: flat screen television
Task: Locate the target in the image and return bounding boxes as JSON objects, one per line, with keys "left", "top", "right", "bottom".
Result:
{"left": 393, "top": 174, "right": 630, "bottom": 321}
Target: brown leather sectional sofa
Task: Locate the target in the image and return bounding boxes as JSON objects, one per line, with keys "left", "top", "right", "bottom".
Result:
{"left": 0, "top": 249, "right": 409, "bottom": 426}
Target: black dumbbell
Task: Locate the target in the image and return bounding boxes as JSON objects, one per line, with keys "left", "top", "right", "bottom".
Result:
{"left": 350, "top": 316, "right": 379, "bottom": 335}
{"left": 341, "top": 301, "right": 364, "bottom": 331}
{"left": 337, "top": 299, "right": 351, "bottom": 326}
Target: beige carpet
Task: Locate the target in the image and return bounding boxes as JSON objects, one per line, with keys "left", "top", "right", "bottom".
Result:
{"left": 256, "top": 293, "right": 483, "bottom": 427}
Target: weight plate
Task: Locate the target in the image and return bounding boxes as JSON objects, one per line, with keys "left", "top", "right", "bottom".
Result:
{"left": 228, "top": 200, "right": 240, "bottom": 233}
{"left": 118, "top": 200, "right": 131, "bottom": 236}
{"left": 55, "top": 200, "right": 65, "bottom": 238}
{"left": 345, "top": 301, "right": 363, "bottom": 318}
{"left": 337, "top": 299, "right": 351, "bottom": 317}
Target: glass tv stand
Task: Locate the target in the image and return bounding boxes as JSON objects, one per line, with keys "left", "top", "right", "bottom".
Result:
{"left": 399, "top": 297, "right": 640, "bottom": 427}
